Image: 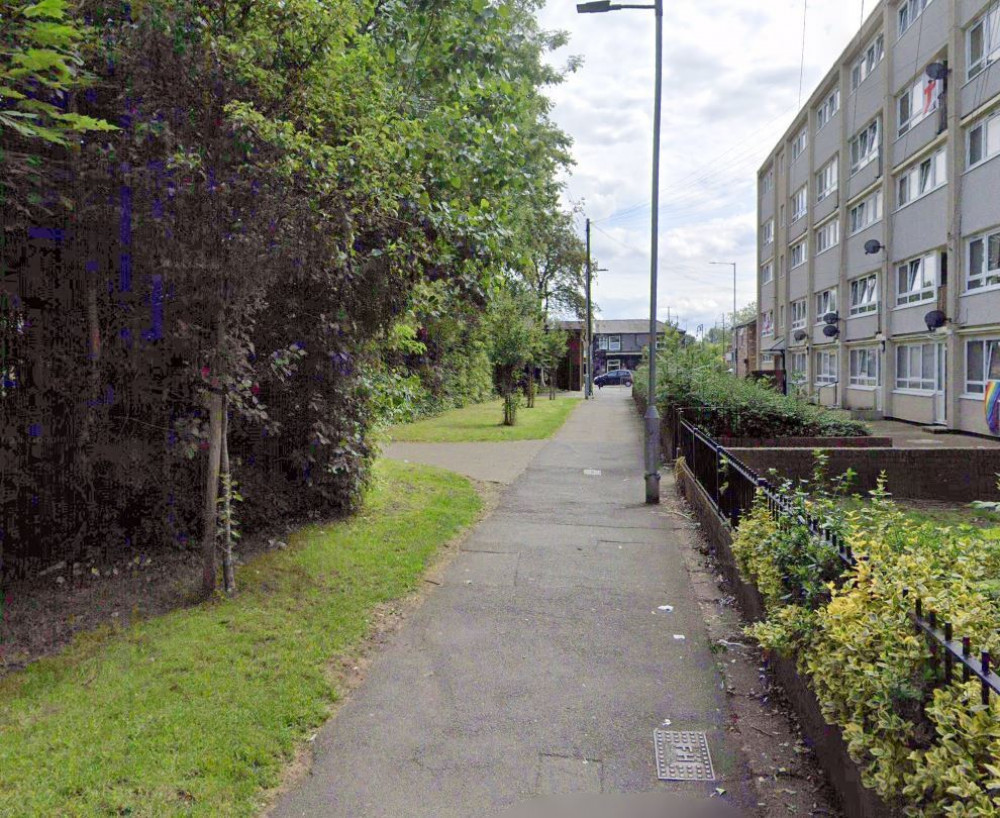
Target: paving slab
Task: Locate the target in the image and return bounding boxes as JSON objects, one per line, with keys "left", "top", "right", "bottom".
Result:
{"left": 270, "top": 389, "right": 758, "bottom": 818}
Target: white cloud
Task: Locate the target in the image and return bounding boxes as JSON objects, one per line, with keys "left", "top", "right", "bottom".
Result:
{"left": 538, "top": 0, "right": 868, "bottom": 331}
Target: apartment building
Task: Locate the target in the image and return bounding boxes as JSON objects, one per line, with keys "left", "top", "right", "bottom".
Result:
{"left": 757, "top": 0, "right": 1000, "bottom": 437}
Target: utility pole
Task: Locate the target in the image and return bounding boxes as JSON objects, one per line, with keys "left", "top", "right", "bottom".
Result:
{"left": 585, "top": 217, "right": 593, "bottom": 399}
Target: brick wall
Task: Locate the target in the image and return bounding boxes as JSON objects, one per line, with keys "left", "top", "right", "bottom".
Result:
{"left": 731, "top": 448, "right": 1000, "bottom": 502}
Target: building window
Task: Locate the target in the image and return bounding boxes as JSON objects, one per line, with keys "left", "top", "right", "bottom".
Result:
{"left": 815, "top": 350, "right": 838, "bottom": 385}
{"left": 608, "top": 335, "right": 621, "bottom": 352}
{"left": 851, "top": 33, "right": 885, "bottom": 90}
{"left": 761, "top": 261, "right": 774, "bottom": 284}
{"left": 816, "top": 88, "right": 841, "bottom": 130}
{"left": 896, "top": 148, "right": 946, "bottom": 208}
{"left": 655, "top": 336, "right": 666, "bottom": 350}
{"left": 791, "top": 127, "right": 808, "bottom": 162}
{"left": 968, "top": 229, "right": 1000, "bottom": 291}
{"left": 815, "top": 218, "right": 840, "bottom": 255}
{"left": 849, "top": 347, "right": 880, "bottom": 387}
{"left": 897, "top": 71, "right": 942, "bottom": 136}
{"left": 791, "top": 185, "right": 808, "bottom": 222}
{"left": 762, "top": 218, "right": 774, "bottom": 245}
{"left": 816, "top": 156, "right": 838, "bottom": 201}
{"left": 850, "top": 118, "right": 880, "bottom": 174}
{"left": 761, "top": 167, "right": 774, "bottom": 194}
{"left": 965, "top": 338, "right": 1000, "bottom": 394}
{"left": 968, "top": 5, "right": 1000, "bottom": 81}
{"left": 791, "top": 298, "right": 807, "bottom": 329}
{"left": 598, "top": 336, "right": 608, "bottom": 350}
{"left": 896, "top": 252, "right": 938, "bottom": 305}
{"left": 762, "top": 310, "right": 774, "bottom": 336}
{"left": 606, "top": 358, "right": 622, "bottom": 371}
{"left": 899, "top": 0, "right": 934, "bottom": 37}
{"left": 790, "top": 239, "right": 808, "bottom": 269}
{"left": 849, "top": 273, "right": 879, "bottom": 316}
{"left": 815, "top": 288, "right": 837, "bottom": 321}
{"left": 849, "top": 188, "right": 883, "bottom": 234}
{"left": 791, "top": 351, "right": 808, "bottom": 372}
{"left": 967, "top": 108, "right": 1000, "bottom": 167}
{"left": 895, "top": 343, "right": 938, "bottom": 391}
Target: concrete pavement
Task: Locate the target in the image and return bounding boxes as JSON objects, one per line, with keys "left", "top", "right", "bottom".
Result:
{"left": 270, "top": 387, "right": 758, "bottom": 817}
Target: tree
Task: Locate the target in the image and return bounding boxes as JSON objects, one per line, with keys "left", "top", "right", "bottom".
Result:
{"left": 485, "top": 288, "right": 542, "bottom": 426}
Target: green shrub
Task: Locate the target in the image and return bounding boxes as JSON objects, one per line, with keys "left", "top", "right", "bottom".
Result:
{"left": 733, "top": 474, "right": 1000, "bottom": 816}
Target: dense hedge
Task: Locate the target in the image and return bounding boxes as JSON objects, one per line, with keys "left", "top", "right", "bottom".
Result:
{"left": 635, "top": 341, "right": 870, "bottom": 438}
{"left": 734, "top": 470, "right": 1000, "bottom": 817}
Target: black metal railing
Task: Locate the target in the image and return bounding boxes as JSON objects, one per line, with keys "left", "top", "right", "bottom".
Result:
{"left": 676, "top": 415, "right": 1000, "bottom": 702}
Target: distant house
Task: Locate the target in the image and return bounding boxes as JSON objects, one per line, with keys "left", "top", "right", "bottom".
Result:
{"left": 591, "top": 319, "right": 670, "bottom": 375}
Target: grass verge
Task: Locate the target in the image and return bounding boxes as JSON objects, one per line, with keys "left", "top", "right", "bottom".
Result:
{"left": 0, "top": 460, "right": 480, "bottom": 817}
{"left": 390, "top": 395, "right": 580, "bottom": 443}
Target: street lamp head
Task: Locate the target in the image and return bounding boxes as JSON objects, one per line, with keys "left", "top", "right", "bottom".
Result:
{"left": 577, "top": 1, "right": 613, "bottom": 12}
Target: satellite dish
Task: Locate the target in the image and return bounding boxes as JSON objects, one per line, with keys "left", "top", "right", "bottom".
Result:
{"left": 823, "top": 325, "right": 840, "bottom": 338}
{"left": 793, "top": 329, "right": 809, "bottom": 342}
{"left": 926, "top": 62, "right": 949, "bottom": 80}
{"left": 924, "top": 310, "right": 947, "bottom": 331}
{"left": 864, "top": 239, "right": 884, "bottom": 255}
{"left": 823, "top": 312, "right": 839, "bottom": 325}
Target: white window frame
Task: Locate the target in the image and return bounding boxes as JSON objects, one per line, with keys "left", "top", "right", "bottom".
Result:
{"left": 762, "top": 218, "right": 774, "bottom": 245}
{"left": 815, "top": 218, "right": 840, "bottom": 256}
{"left": 761, "top": 168, "right": 774, "bottom": 194}
{"left": 849, "top": 273, "right": 879, "bottom": 316}
{"left": 790, "top": 239, "right": 808, "bottom": 269}
{"left": 851, "top": 33, "right": 885, "bottom": 90}
{"left": 967, "top": 5, "right": 1000, "bottom": 81}
{"left": 967, "top": 228, "right": 1000, "bottom": 291}
{"left": 815, "top": 288, "right": 838, "bottom": 322}
{"left": 815, "top": 350, "right": 838, "bottom": 385}
{"left": 899, "top": 0, "right": 934, "bottom": 38}
{"left": 761, "top": 261, "right": 774, "bottom": 284}
{"left": 791, "top": 127, "right": 808, "bottom": 162}
{"left": 897, "top": 72, "right": 941, "bottom": 136}
{"left": 606, "top": 358, "right": 622, "bottom": 372}
{"left": 816, "top": 156, "right": 839, "bottom": 202}
{"left": 967, "top": 109, "right": 1000, "bottom": 168}
{"left": 816, "top": 88, "right": 841, "bottom": 130}
{"left": 608, "top": 334, "right": 621, "bottom": 352}
{"left": 965, "top": 337, "right": 1000, "bottom": 395}
{"left": 896, "top": 148, "right": 946, "bottom": 209}
{"left": 896, "top": 252, "right": 939, "bottom": 305}
{"left": 791, "top": 298, "right": 808, "bottom": 329}
{"left": 895, "top": 342, "right": 938, "bottom": 391}
{"left": 598, "top": 336, "right": 609, "bottom": 351}
{"left": 791, "top": 351, "right": 808, "bottom": 373}
{"left": 850, "top": 118, "right": 880, "bottom": 174}
{"left": 849, "top": 347, "right": 880, "bottom": 387}
{"left": 849, "top": 188, "right": 884, "bottom": 234}
{"left": 791, "top": 185, "right": 808, "bottom": 222}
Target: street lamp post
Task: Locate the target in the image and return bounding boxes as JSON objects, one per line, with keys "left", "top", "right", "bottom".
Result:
{"left": 710, "top": 261, "right": 737, "bottom": 370}
{"left": 578, "top": 0, "right": 663, "bottom": 504}
{"left": 585, "top": 217, "right": 593, "bottom": 399}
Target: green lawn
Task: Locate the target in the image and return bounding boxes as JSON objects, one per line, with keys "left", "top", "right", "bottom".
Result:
{"left": 0, "top": 460, "right": 480, "bottom": 817}
{"left": 390, "top": 395, "right": 581, "bottom": 443}
{"left": 838, "top": 496, "right": 1000, "bottom": 530}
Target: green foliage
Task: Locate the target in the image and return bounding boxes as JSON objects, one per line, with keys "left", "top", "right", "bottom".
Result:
{"left": 484, "top": 286, "right": 544, "bottom": 426}
{"left": 636, "top": 345, "right": 870, "bottom": 438}
{"left": 733, "top": 470, "right": 1000, "bottom": 816}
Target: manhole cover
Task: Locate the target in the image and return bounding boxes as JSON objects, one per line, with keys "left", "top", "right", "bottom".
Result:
{"left": 583, "top": 469, "right": 602, "bottom": 476}
{"left": 653, "top": 730, "right": 715, "bottom": 781}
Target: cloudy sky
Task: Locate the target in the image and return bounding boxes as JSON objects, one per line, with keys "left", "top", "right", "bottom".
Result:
{"left": 537, "top": 0, "right": 875, "bottom": 336}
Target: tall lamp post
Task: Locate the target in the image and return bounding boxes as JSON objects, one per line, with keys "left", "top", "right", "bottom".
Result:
{"left": 710, "top": 261, "right": 737, "bottom": 371}
{"left": 578, "top": 0, "right": 663, "bottom": 504}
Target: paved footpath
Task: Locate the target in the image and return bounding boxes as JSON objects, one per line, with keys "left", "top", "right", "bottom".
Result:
{"left": 271, "top": 388, "right": 758, "bottom": 817}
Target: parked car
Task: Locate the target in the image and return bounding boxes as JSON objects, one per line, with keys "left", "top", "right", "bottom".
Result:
{"left": 594, "top": 369, "right": 633, "bottom": 388}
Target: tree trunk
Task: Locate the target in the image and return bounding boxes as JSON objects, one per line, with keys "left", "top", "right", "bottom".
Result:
{"left": 201, "top": 316, "right": 225, "bottom": 596}
{"left": 526, "top": 371, "right": 536, "bottom": 408}
{"left": 220, "top": 395, "right": 236, "bottom": 595}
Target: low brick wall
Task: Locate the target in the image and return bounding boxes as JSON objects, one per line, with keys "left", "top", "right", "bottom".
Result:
{"left": 731, "top": 447, "right": 1000, "bottom": 502}
{"left": 718, "top": 436, "right": 892, "bottom": 449}
{"left": 675, "top": 461, "right": 901, "bottom": 818}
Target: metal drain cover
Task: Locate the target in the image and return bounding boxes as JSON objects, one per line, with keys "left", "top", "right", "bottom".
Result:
{"left": 583, "top": 469, "right": 602, "bottom": 476}
{"left": 653, "top": 730, "right": 715, "bottom": 781}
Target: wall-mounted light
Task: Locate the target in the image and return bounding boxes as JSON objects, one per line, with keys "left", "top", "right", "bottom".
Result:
{"left": 864, "top": 240, "right": 884, "bottom": 255}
